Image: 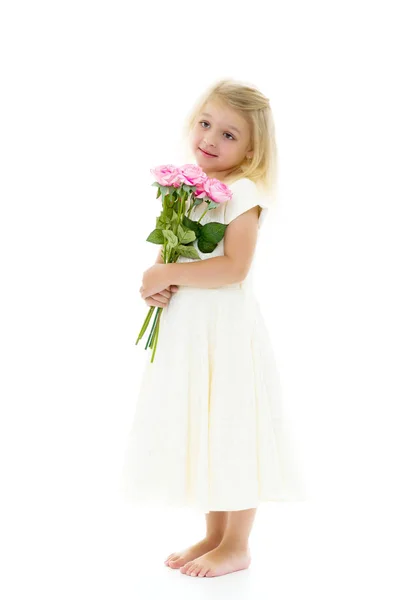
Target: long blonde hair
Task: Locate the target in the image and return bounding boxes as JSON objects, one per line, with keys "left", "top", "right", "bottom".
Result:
{"left": 183, "top": 78, "right": 278, "bottom": 202}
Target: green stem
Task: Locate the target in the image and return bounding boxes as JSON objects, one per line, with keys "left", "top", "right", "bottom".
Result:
{"left": 135, "top": 305, "right": 155, "bottom": 344}
{"left": 187, "top": 192, "right": 200, "bottom": 219}
{"left": 197, "top": 204, "right": 209, "bottom": 223}
{"left": 145, "top": 307, "right": 162, "bottom": 350}
{"left": 151, "top": 313, "right": 161, "bottom": 363}
{"left": 148, "top": 309, "right": 160, "bottom": 349}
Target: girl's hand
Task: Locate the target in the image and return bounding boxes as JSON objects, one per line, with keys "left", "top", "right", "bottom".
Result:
{"left": 140, "top": 264, "right": 171, "bottom": 299}
{"left": 141, "top": 285, "right": 179, "bottom": 308}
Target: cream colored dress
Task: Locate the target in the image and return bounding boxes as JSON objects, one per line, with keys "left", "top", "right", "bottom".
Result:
{"left": 119, "top": 177, "right": 305, "bottom": 513}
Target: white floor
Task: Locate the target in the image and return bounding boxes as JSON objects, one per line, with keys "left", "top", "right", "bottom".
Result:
{"left": 4, "top": 481, "right": 396, "bottom": 600}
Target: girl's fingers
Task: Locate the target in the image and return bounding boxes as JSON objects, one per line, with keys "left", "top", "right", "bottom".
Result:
{"left": 140, "top": 285, "right": 178, "bottom": 298}
{"left": 145, "top": 298, "right": 164, "bottom": 308}
{"left": 142, "top": 286, "right": 178, "bottom": 308}
{"left": 153, "top": 293, "right": 169, "bottom": 304}
{"left": 145, "top": 295, "right": 166, "bottom": 307}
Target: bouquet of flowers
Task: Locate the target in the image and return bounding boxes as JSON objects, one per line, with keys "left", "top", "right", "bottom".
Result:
{"left": 136, "top": 163, "right": 233, "bottom": 362}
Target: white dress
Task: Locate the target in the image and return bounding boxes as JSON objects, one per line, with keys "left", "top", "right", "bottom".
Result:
{"left": 119, "top": 177, "right": 305, "bottom": 513}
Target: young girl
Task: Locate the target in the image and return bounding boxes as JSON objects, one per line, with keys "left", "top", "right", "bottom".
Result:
{"left": 120, "top": 79, "right": 304, "bottom": 578}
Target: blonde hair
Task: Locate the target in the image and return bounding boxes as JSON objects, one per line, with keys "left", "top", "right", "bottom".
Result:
{"left": 183, "top": 78, "right": 278, "bottom": 202}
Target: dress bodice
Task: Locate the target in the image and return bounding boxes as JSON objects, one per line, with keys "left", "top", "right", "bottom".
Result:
{"left": 176, "top": 178, "right": 270, "bottom": 292}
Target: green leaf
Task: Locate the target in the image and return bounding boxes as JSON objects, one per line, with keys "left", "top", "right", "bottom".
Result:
{"left": 182, "top": 184, "right": 197, "bottom": 193}
{"left": 156, "top": 215, "right": 167, "bottom": 229}
{"left": 146, "top": 228, "right": 165, "bottom": 244}
{"left": 159, "top": 185, "right": 169, "bottom": 196}
{"left": 151, "top": 183, "right": 161, "bottom": 198}
{"left": 182, "top": 215, "right": 201, "bottom": 235}
{"left": 162, "top": 229, "right": 178, "bottom": 247}
{"left": 180, "top": 229, "right": 196, "bottom": 244}
{"left": 198, "top": 222, "right": 227, "bottom": 244}
{"left": 164, "top": 206, "right": 173, "bottom": 220}
{"left": 177, "top": 244, "right": 201, "bottom": 259}
{"left": 197, "top": 237, "right": 217, "bottom": 253}
{"left": 177, "top": 224, "right": 185, "bottom": 241}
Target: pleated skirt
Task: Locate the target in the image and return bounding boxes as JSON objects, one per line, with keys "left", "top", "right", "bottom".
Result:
{"left": 119, "top": 284, "right": 305, "bottom": 513}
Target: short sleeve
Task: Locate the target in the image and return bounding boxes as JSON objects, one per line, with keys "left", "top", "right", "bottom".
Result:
{"left": 224, "top": 178, "right": 270, "bottom": 229}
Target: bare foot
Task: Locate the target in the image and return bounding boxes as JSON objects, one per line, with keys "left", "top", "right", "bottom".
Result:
{"left": 164, "top": 537, "right": 222, "bottom": 569}
{"left": 179, "top": 544, "right": 251, "bottom": 577}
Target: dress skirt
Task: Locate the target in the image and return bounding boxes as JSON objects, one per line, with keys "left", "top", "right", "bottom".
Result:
{"left": 119, "top": 282, "right": 305, "bottom": 514}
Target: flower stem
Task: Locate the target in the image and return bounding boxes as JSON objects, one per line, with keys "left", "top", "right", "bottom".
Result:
{"left": 198, "top": 205, "right": 209, "bottom": 223}
{"left": 135, "top": 305, "right": 155, "bottom": 344}
{"left": 145, "top": 306, "right": 162, "bottom": 350}
{"left": 150, "top": 310, "right": 161, "bottom": 363}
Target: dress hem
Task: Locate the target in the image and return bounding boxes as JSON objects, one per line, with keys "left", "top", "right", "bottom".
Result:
{"left": 119, "top": 489, "right": 307, "bottom": 513}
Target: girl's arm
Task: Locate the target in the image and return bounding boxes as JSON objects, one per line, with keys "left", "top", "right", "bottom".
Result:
{"left": 167, "top": 256, "right": 238, "bottom": 288}
{"left": 165, "top": 206, "right": 259, "bottom": 288}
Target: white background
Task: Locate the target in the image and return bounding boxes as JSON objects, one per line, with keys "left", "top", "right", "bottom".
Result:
{"left": 1, "top": 0, "right": 399, "bottom": 598}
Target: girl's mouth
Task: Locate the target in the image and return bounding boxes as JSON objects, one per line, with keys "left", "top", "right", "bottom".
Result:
{"left": 199, "top": 147, "right": 218, "bottom": 158}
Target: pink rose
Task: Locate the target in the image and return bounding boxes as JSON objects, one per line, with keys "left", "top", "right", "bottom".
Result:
{"left": 194, "top": 180, "right": 208, "bottom": 199}
{"left": 202, "top": 178, "right": 233, "bottom": 203}
{"left": 177, "top": 164, "right": 208, "bottom": 187}
{"left": 150, "top": 164, "right": 181, "bottom": 187}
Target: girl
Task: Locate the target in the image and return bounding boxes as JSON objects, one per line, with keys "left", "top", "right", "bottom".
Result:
{"left": 120, "top": 79, "right": 304, "bottom": 578}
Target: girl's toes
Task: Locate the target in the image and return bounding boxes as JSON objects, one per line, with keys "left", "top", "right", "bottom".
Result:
{"left": 187, "top": 562, "right": 198, "bottom": 576}
{"left": 165, "top": 553, "right": 176, "bottom": 562}
{"left": 198, "top": 566, "right": 209, "bottom": 577}
{"left": 180, "top": 561, "right": 193, "bottom": 574}
{"left": 169, "top": 557, "right": 185, "bottom": 568}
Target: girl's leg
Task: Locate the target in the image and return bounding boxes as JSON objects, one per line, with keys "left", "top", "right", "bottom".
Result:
{"left": 205, "top": 510, "right": 229, "bottom": 541}
{"left": 219, "top": 507, "right": 257, "bottom": 550}
{"left": 165, "top": 511, "right": 228, "bottom": 568}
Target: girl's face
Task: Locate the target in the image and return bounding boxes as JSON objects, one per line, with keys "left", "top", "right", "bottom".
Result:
{"left": 189, "top": 99, "right": 253, "bottom": 181}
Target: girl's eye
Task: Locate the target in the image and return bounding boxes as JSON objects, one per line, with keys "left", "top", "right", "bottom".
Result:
{"left": 199, "top": 121, "right": 235, "bottom": 140}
